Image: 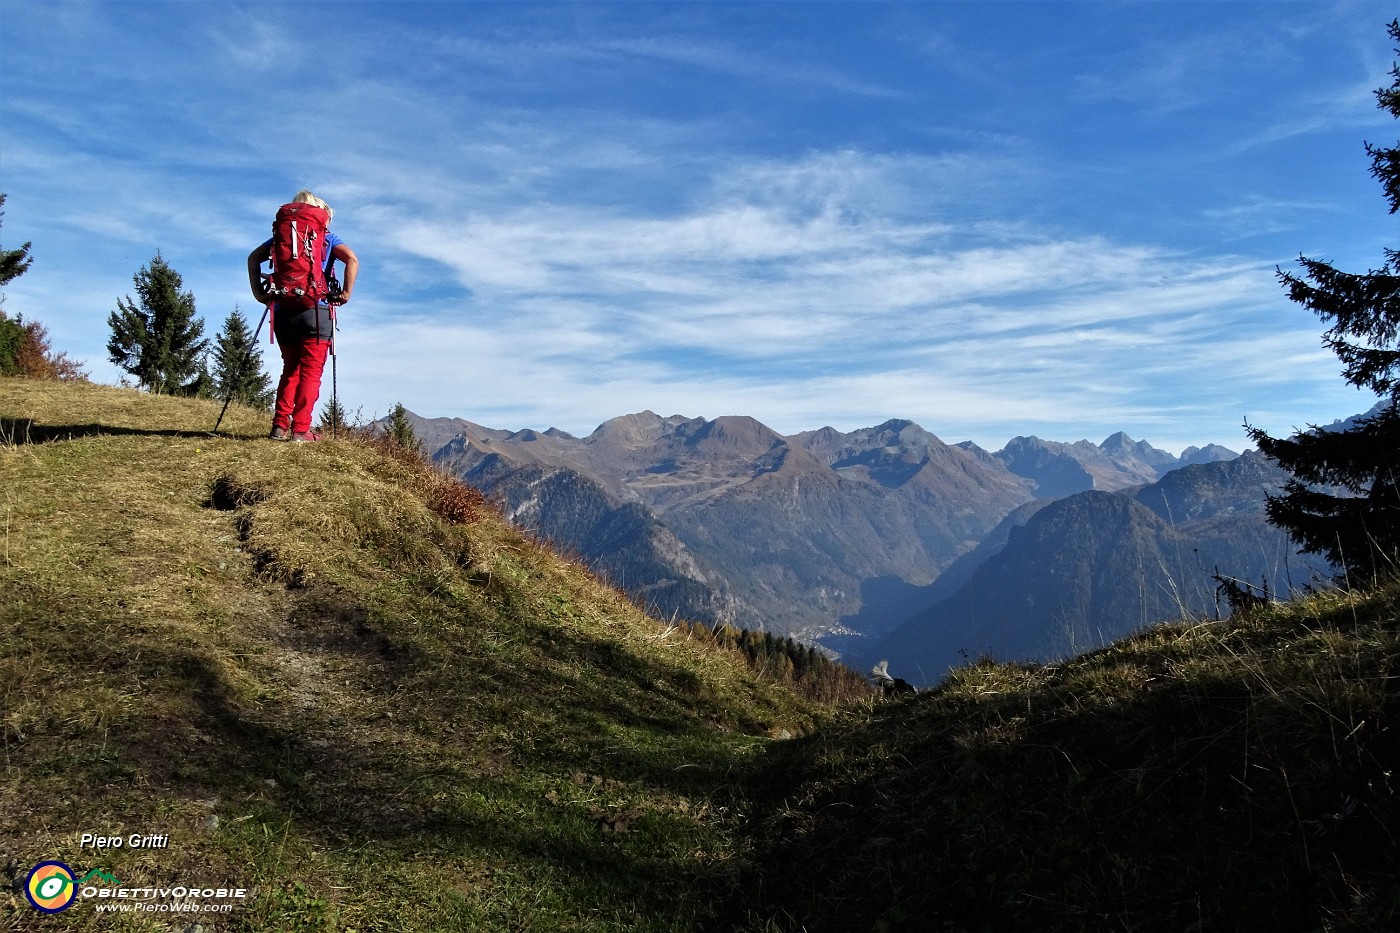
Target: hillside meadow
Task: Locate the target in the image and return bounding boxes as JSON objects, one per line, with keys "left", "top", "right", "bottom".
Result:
{"left": 0, "top": 378, "right": 817, "bottom": 931}
{"left": 3, "top": 377, "right": 1397, "bottom": 932}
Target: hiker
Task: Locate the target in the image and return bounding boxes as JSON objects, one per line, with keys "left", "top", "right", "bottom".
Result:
{"left": 247, "top": 190, "right": 359, "bottom": 442}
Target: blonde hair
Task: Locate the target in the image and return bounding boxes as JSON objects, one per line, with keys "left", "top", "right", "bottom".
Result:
{"left": 292, "top": 189, "right": 333, "bottom": 220}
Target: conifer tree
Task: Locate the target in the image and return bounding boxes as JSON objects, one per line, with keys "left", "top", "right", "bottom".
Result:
{"left": 211, "top": 307, "right": 273, "bottom": 409}
{"left": 0, "top": 194, "right": 33, "bottom": 368}
{"left": 0, "top": 194, "right": 33, "bottom": 292}
{"left": 0, "top": 311, "right": 88, "bottom": 381}
{"left": 319, "top": 397, "right": 349, "bottom": 436}
{"left": 107, "top": 253, "right": 208, "bottom": 394}
{"left": 385, "top": 402, "right": 424, "bottom": 454}
{"left": 1247, "top": 19, "right": 1400, "bottom": 578}
{"left": 0, "top": 312, "right": 22, "bottom": 375}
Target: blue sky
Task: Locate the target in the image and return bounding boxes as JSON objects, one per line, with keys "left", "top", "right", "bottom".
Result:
{"left": 3, "top": 1, "right": 1396, "bottom": 452}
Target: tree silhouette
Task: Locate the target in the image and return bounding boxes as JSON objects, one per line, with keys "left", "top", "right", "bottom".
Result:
{"left": 1247, "top": 20, "right": 1400, "bottom": 578}
{"left": 319, "top": 397, "right": 349, "bottom": 436}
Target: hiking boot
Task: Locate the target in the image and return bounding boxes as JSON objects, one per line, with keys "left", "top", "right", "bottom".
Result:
{"left": 291, "top": 430, "right": 323, "bottom": 443}
{"left": 269, "top": 426, "right": 291, "bottom": 442}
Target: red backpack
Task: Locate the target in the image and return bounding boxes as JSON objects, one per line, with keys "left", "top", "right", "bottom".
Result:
{"left": 266, "top": 201, "right": 331, "bottom": 309}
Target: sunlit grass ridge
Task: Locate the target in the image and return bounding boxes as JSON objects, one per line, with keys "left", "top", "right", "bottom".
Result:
{"left": 4, "top": 377, "right": 1398, "bottom": 932}
{"left": 0, "top": 377, "right": 812, "bottom": 931}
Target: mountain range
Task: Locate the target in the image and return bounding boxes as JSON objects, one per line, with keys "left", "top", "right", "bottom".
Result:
{"left": 429, "top": 413, "right": 1031, "bottom": 637}
{"left": 976, "top": 432, "right": 1238, "bottom": 498}
{"left": 408, "top": 409, "right": 1290, "bottom": 671}
{"left": 865, "top": 451, "right": 1334, "bottom": 683}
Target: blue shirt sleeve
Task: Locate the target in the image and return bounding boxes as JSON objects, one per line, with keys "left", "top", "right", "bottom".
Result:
{"left": 325, "top": 231, "right": 343, "bottom": 271}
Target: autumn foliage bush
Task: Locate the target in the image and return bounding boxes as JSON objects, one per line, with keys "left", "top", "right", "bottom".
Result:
{"left": 0, "top": 310, "right": 87, "bottom": 382}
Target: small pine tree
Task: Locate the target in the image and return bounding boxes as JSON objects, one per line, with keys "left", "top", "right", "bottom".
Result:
{"left": 211, "top": 307, "right": 273, "bottom": 409}
{"left": 318, "top": 397, "right": 348, "bottom": 436}
{"left": 385, "top": 402, "right": 424, "bottom": 454}
{"left": 107, "top": 253, "right": 208, "bottom": 394}
{"left": 1248, "top": 20, "right": 1400, "bottom": 579}
{"left": 774, "top": 653, "right": 795, "bottom": 683}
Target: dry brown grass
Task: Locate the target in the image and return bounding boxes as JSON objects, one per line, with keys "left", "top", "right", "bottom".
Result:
{"left": 1, "top": 378, "right": 818, "bottom": 932}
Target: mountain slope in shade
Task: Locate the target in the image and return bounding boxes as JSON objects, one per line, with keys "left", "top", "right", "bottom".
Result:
{"left": 870, "top": 451, "right": 1331, "bottom": 685}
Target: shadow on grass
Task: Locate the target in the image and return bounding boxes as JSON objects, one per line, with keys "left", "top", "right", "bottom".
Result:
{"left": 727, "top": 628, "right": 1400, "bottom": 933}
{"left": 6, "top": 596, "right": 761, "bottom": 928}
{"left": 1, "top": 416, "right": 261, "bottom": 444}
{"left": 33, "top": 585, "right": 765, "bottom": 928}
{"left": 143, "top": 638, "right": 746, "bottom": 929}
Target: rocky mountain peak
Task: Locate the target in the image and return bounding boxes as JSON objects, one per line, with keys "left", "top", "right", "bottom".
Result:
{"left": 589, "top": 411, "right": 669, "bottom": 444}
{"left": 696, "top": 415, "right": 787, "bottom": 453}
{"left": 1180, "top": 443, "right": 1239, "bottom": 465}
{"left": 1098, "top": 431, "right": 1139, "bottom": 454}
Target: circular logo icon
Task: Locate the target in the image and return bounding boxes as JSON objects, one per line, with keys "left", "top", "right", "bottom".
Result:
{"left": 25, "top": 861, "right": 78, "bottom": 913}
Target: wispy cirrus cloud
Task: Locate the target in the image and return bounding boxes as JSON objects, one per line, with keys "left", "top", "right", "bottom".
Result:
{"left": 2, "top": 1, "right": 1387, "bottom": 455}
{"left": 334, "top": 141, "right": 1348, "bottom": 451}
{"left": 593, "top": 35, "right": 910, "bottom": 99}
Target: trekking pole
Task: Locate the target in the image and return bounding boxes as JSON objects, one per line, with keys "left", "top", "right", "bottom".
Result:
{"left": 212, "top": 305, "right": 271, "bottom": 435}
{"left": 330, "top": 307, "right": 339, "bottom": 440}
{"left": 327, "top": 264, "right": 342, "bottom": 440}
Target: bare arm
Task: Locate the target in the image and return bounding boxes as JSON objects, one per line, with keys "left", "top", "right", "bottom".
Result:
{"left": 247, "top": 242, "right": 272, "bottom": 304}
{"left": 332, "top": 242, "right": 359, "bottom": 304}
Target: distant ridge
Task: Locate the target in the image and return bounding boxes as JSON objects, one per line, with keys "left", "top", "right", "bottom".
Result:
{"left": 429, "top": 410, "right": 1036, "bottom": 638}
{"left": 417, "top": 408, "right": 1246, "bottom": 644}
{"left": 978, "top": 432, "right": 1240, "bottom": 498}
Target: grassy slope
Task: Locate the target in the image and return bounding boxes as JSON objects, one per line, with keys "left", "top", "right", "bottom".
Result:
{"left": 5, "top": 377, "right": 1399, "bottom": 933}
{"left": 0, "top": 378, "right": 814, "bottom": 932}
{"left": 740, "top": 584, "right": 1400, "bottom": 932}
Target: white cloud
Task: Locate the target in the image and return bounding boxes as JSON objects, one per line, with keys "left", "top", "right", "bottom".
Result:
{"left": 320, "top": 141, "right": 1352, "bottom": 454}
{"left": 593, "top": 35, "right": 909, "bottom": 99}
{"left": 4, "top": 1, "right": 1388, "bottom": 457}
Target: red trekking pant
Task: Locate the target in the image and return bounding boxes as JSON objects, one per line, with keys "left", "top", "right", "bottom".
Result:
{"left": 272, "top": 336, "right": 331, "bottom": 434}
